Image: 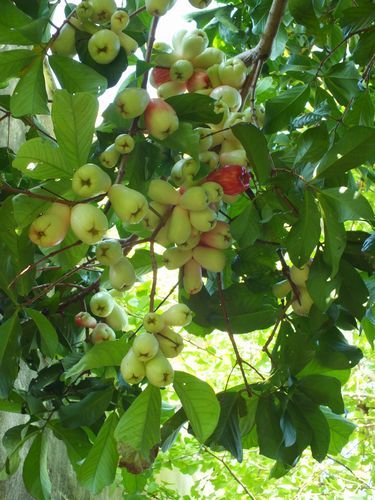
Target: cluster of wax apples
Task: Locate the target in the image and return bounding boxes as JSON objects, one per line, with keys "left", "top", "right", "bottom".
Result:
{"left": 273, "top": 262, "right": 314, "bottom": 316}
{"left": 51, "top": 0, "right": 139, "bottom": 61}
{"left": 120, "top": 303, "right": 193, "bottom": 387}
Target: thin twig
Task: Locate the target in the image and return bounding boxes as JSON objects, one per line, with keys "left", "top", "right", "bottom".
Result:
{"left": 130, "top": 5, "right": 146, "bottom": 17}
{"left": 149, "top": 239, "right": 158, "bottom": 312}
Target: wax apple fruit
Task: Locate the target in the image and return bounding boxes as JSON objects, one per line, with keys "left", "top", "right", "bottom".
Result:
{"left": 120, "top": 349, "right": 145, "bottom": 385}
{"left": 108, "top": 184, "right": 148, "bottom": 224}
{"left": 156, "top": 328, "right": 184, "bottom": 358}
{"left": 218, "top": 58, "right": 247, "bottom": 89}
{"left": 143, "top": 312, "right": 166, "bottom": 333}
{"left": 90, "top": 0, "right": 117, "bottom": 23}
{"left": 109, "top": 257, "right": 136, "bottom": 291}
{"left": 168, "top": 206, "right": 192, "bottom": 245}
{"left": 105, "top": 303, "right": 129, "bottom": 331}
{"left": 170, "top": 60, "right": 194, "bottom": 82}
{"left": 150, "top": 67, "right": 171, "bottom": 88}
{"left": 116, "top": 88, "right": 150, "bottom": 119}
{"left": 91, "top": 323, "right": 116, "bottom": 343}
{"left": 145, "top": 351, "right": 174, "bottom": 387}
{"left": 163, "top": 247, "right": 192, "bottom": 270}
{"left": 118, "top": 32, "right": 138, "bottom": 55}
{"left": 272, "top": 280, "right": 292, "bottom": 298}
{"left": 210, "top": 86, "right": 242, "bottom": 112}
{"left": 51, "top": 24, "right": 76, "bottom": 57}
{"left": 193, "top": 246, "right": 226, "bottom": 272}
{"left": 70, "top": 203, "right": 108, "bottom": 244}
{"left": 188, "top": 0, "right": 212, "bottom": 8}
{"left": 145, "top": 0, "right": 173, "bottom": 16}
{"left": 29, "top": 213, "right": 67, "bottom": 247}
{"left": 192, "top": 48, "right": 224, "bottom": 68}
{"left": 186, "top": 71, "right": 211, "bottom": 92}
{"left": 88, "top": 29, "right": 120, "bottom": 64}
{"left": 189, "top": 207, "right": 217, "bottom": 232}
{"left": 181, "top": 29, "right": 209, "bottom": 59}
{"left": 110, "top": 10, "right": 129, "bottom": 32}
{"left": 96, "top": 239, "right": 123, "bottom": 266}
{"left": 206, "top": 165, "right": 250, "bottom": 195}
{"left": 114, "top": 134, "right": 135, "bottom": 154}
{"left": 162, "top": 304, "right": 193, "bottom": 327}
{"left": 148, "top": 179, "right": 179, "bottom": 205}
{"left": 292, "top": 288, "right": 313, "bottom": 316}
{"left": 144, "top": 99, "right": 179, "bottom": 140}
{"left": 99, "top": 144, "right": 120, "bottom": 169}
{"left": 183, "top": 259, "right": 203, "bottom": 295}
{"left": 200, "top": 221, "right": 231, "bottom": 249}
{"left": 290, "top": 264, "right": 310, "bottom": 287}
{"left": 90, "top": 291, "right": 115, "bottom": 317}
{"left": 133, "top": 333, "right": 159, "bottom": 361}
{"left": 157, "top": 81, "right": 186, "bottom": 99}
{"left": 74, "top": 312, "right": 97, "bottom": 329}
{"left": 72, "top": 163, "right": 111, "bottom": 197}
{"left": 179, "top": 186, "right": 209, "bottom": 211}
{"left": 46, "top": 202, "right": 71, "bottom": 230}
{"left": 202, "top": 181, "right": 224, "bottom": 203}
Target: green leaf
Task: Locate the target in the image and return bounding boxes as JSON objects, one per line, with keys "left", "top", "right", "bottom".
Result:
{"left": 0, "top": 49, "right": 37, "bottom": 80}
{"left": 64, "top": 337, "right": 130, "bottom": 379}
{"left": 166, "top": 93, "right": 223, "bottom": 124}
{"left": 0, "top": 0, "right": 34, "bottom": 44}
{"left": 286, "top": 190, "right": 321, "bottom": 267}
{"left": 59, "top": 385, "right": 113, "bottom": 429}
{"left": 24, "top": 308, "right": 59, "bottom": 357}
{"left": 230, "top": 201, "right": 261, "bottom": 248}
{"left": 289, "top": 0, "right": 319, "bottom": 31}
{"left": 294, "top": 124, "right": 329, "bottom": 165}
{"left": 307, "top": 252, "right": 341, "bottom": 312}
{"left": 297, "top": 375, "right": 344, "bottom": 414}
{"left": 0, "top": 313, "right": 21, "bottom": 398}
{"left": 48, "top": 421, "right": 92, "bottom": 473}
{"left": 51, "top": 89, "right": 98, "bottom": 170}
{"left": 317, "top": 328, "right": 363, "bottom": 370}
{"left": 12, "top": 138, "right": 71, "bottom": 180}
{"left": 130, "top": 248, "right": 163, "bottom": 278}
{"left": 264, "top": 85, "right": 309, "bottom": 134}
{"left": 173, "top": 371, "right": 220, "bottom": 444}
{"left": 314, "top": 126, "right": 375, "bottom": 178}
{"left": 161, "top": 122, "right": 200, "bottom": 160}
{"left": 77, "top": 413, "right": 119, "bottom": 494}
{"left": 320, "top": 407, "right": 356, "bottom": 455}
{"left": 49, "top": 55, "right": 108, "bottom": 96}
{"left": 232, "top": 123, "right": 273, "bottom": 183}
{"left": 362, "top": 309, "right": 375, "bottom": 349}
{"left": 256, "top": 395, "right": 283, "bottom": 459}
{"left": 22, "top": 433, "right": 51, "bottom": 500}
{"left": 318, "top": 193, "right": 346, "bottom": 277}
{"left": 125, "top": 141, "right": 161, "bottom": 194}
{"left": 337, "top": 259, "right": 369, "bottom": 320}
{"left": 343, "top": 91, "right": 374, "bottom": 128}
{"left": 115, "top": 385, "right": 161, "bottom": 459}
{"left": 321, "top": 188, "right": 374, "bottom": 222}
{"left": 10, "top": 56, "right": 48, "bottom": 117}
{"left": 323, "top": 62, "right": 360, "bottom": 105}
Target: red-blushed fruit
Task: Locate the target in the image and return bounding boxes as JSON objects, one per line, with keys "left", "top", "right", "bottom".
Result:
{"left": 168, "top": 206, "right": 192, "bottom": 245}
{"left": 143, "top": 312, "right": 166, "bottom": 333}
{"left": 192, "top": 246, "right": 226, "bottom": 272}
{"left": 96, "top": 239, "right": 123, "bottom": 266}
{"left": 99, "top": 144, "right": 120, "bottom": 169}
{"left": 105, "top": 303, "right": 129, "bottom": 331}
{"left": 186, "top": 71, "right": 211, "bottom": 92}
{"left": 29, "top": 213, "right": 66, "bottom": 248}
{"left": 290, "top": 264, "right": 310, "bottom": 287}
{"left": 133, "top": 332, "right": 159, "bottom": 361}
{"left": 46, "top": 202, "right": 71, "bottom": 228}
{"left": 157, "top": 80, "right": 186, "bottom": 99}
{"left": 144, "top": 98, "right": 179, "bottom": 140}
{"left": 145, "top": 351, "right": 174, "bottom": 387}
{"left": 163, "top": 247, "right": 192, "bottom": 269}
{"left": 90, "top": 291, "right": 115, "bottom": 317}
{"left": 148, "top": 179, "right": 180, "bottom": 205}
{"left": 191, "top": 47, "right": 224, "bottom": 68}
{"left": 202, "top": 181, "right": 224, "bottom": 203}
{"left": 170, "top": 60, "right": 194, "bottom": 82}
{"left": 156, "top": 328, "right": 184, "bottom": 358}
{"left": 179, "top": 186, "right": 209, "bottom": 211}
{"left": 120, "top": 348, "right": 145, "bottom": 385}
{"left": 116, "top": 88, "right": 150, "bottom": 120}
{"left": 206, "top": 165, "right": 251, "bottom": 195}
{"left": 75, "top": 312, "right": 97, "bottom": 329}
{"left": 109, "top": 257, "right": 136, "bottom": 291}
{"left": 292, "top": 287, "right": 313, "bottom": 316}
{"left": 88, "top": 29, "right": 120, "bottom": 64}
{"left": 91, "top": 323, "right": 116, "bottom": 343}
{"left": 72, "top": 163, "right": 111, "bottom": 197}
{"left": 150, "top": 67, "right": 172, "bottom": 88}
{"left": 183, "top": 258, "right": 203, "bottom": 295}
{"left": 189, "top": 207, "right": 217, "bottom": 232}
{"left": 162, "top": 303, "right": 193, "bottom": 327}
{"left": 70, "top": 203, "right": 108, "bottom": 244}
{"left": 200, "top": 220, "right": 232, "bottom": 249}
{"left": 272, "top": 280, "right": 292, "bottom": 299}
{"left": 114, "top": 134, "right": 135, "bottom": 154}
{"left": 108, "top": 184, "right": 148, "bottom": 224}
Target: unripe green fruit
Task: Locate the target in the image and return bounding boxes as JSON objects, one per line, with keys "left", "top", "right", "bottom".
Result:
{"left": 108, "top": 184, "right": 148, "bottom": 224}
{"left": 114, "top": 134, "right": 135, "bottom": 154}
{"left": 110, "top": 10, "right": 129, "bottom": 32}
{"left": 145, "top": 0, "right": 172, "bottom": 16}
{"left": 120, "top": 348, "right": 145, "bottom": 385}
{"left": 76, "top": 1, "right": 94, "bottom": 20}
{"left": 191, "top": 48, "right": 224, "bottom": 68}
{"left": 29, "top": 213, "right": 68, "bottom": 248}
{"left": 218, "top": 58, "right": 247, "bottom": 89}
{"left": 170, "top": 60, "right": 194, "bottom": 82}
{"left": 192, "top": 246, "right": 225, "bottom": 272}
{"left": 202, "top": 181, "right": 224, "bottom": 203}
{"left": 109, "top": 257, "right": 136, "bottom": 291}
{"left": 144, "top": 98, "right": 179, "bottom": 141}
{"left": 272, "top": 280, "right": 292, "bottom": 299}
{"left": 168, "top": 206, "right": 192, "bottom": 245}
{"left": 163, "top": 247, "right": 192, "bottom": 270}
{"left": 157, "top": 80, "right": 186, "bottom": 99}
{"left": 90, "top": 291, "right": 115, "bottom": 317}
{"left": 199, "top": 151, "right": 219, "bottom": 170}
{"left": 170, "top": 158, "right": 199, "bottom": 186}
{"left": 200, "top": 220, "right": 231, "bottom": 249}
{"left": 212, "top": 99, "right": 230, "bottom": 128}
{"left": 179, "top": 186, "right": 209, "bottom": 212}
{"left": 91, "top": 323, "right": 116, "bottom": 343}
{"left": 172, "top": 29, "right": 188, "bottom": 53}
{"left": 177, "top": 231, "right": 201, "bottom": 250}
{"left": 88, "top": 29, "right": 120, "bottom": 64}
{"left": 89, "top": 0, "right": 117, "bottom": 23}
{"left": 220, "top": 137, "right": 243, "bottom": 152}
{"left": 72, "top": 163, "right": 111, "bottom": 197}
{"left": 196, "top": 127, "right": 213, "bottom": 152}
{"left": 51, "top": 24, "right": 76, "bottom": 57}
{"left": 219, "top": 148, "right": 247, "bottom": 167}
{"left": 96, "top": 239, "right": 123, "bottom": 266}
{"left": 154, "top": 51, "right": 178, "bottom": 68}
{"left": 181, "top": 29, "right": 209, "bottom": 59}
{"left": 143, "top": 201, "right": 169, "bottom": 230}
{"left": 145, "top": 351, "right": 174, "bottom": 387}
{"left": 189, "top": 207, "right": 217, "bottom": 232}
{"left": 70, "top": 203, "right": 108, "bottom": 244}
{"left": 148, "top": 179, "right": 180, "bottom": 206}
{"left": 105, "top": 303, "right": 129, "bottom": 331}
{"left": 116, "top": 88, "right": 150, "bottom": 120}
{"left": 183, "top": 258, "right": 203, "bottom": 295}
{"left": 188, "top": 0, "right": 212, "bottom": 8}
{"left": 143, "top": 312, "right": 166, "bottom": 333}
{"left": 154, "top": 222, "right": 171, "bottom": 247}
{"left": 292, "top": 287, "right": 313, "bottom": 316}
{"left": 290, "top": 264, "right": 310, "bottom": 287}
{"left": 133, "top": 332, "right": 159, "bottom": 361}
{"left": 162, "top": 303, "right": 193, "bottom": 327}
{"left": 156, "top": 328, "right": 184, "bottom": 358}
{"left": 206, "top": 64, "right": 222, "bottom": 88}
{"left": 99, "top": 144, "right": 120, "bottom": 169}
{"left": 118, "top": 32, "right": 138, "bottom": 55}
{"left": 210, "top": 85, "right": 242, "bottom": 112}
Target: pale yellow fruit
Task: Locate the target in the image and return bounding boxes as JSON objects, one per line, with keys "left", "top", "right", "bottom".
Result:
{"left": 162, "top": 303, "right": 193, "bottom": 327}
{"left": 109, "top": 257, "right": 136, "bottom": 291}
{"left": 70, "top": 203, "right": 108, "bottom": 244}
{"left": 91, "top": 323, "right": 116, "bottom": 343}
{"left": 145, "top": 351, "right": 174, "bottom": 387}
{"left": 156, "top": 328, "right": 184, "bottom": 358}
{"left": 120, "top": 348, "right": 145, "bottom": 385}
{"left": 105, "top": 303, "right": 129, "bottom": 331}
{"left": 143, "top": 312, "right": 166, "bottom": 333}
{"left": 133, "top": 332, "right": 159, "bottom": 361}
{"left": 90, "top": 291, "right": 115, "bottom": 317}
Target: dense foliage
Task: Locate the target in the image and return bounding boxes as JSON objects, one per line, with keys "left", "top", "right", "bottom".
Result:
{"left": 0, "top": 0, "right": 374, "bottom": 497}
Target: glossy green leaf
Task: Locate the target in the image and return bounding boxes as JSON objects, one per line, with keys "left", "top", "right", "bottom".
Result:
{"left": 321, "top": 188, "right": 374, "bottom": 222}
{"left": 25, "top": 308, "right": 59, "bottom": 357}
{"left": 256, "top": 395, "right": 283, "bottom": 459}
{"left": 0, "top": 0, "right": 34, "bottom": 44}
{"left": 289, "top": 0, "right": 319, "bottom": 31}
{"left": 297, "top": 375, "right": 344, "bottom": 414}
{"left": 230, "top": 201, "right": 261, "bottom": 248}
{"left": 337, "top": 259, "right": 369, "bottom": 320}
{"left": 307, "top": 252, "right": 341, "bottom": 312}
{"left": 48, "top": 421, "right": 92, "bottom": 473}
{"left": 317, "top": 328, "right": 363, "bottom": 370}
{"left": 321, "top": 407, "right": 356, "bottom": 455}
{"left": 161, "top": 122, "right": 200, "bottom": 160}
{"left": 264, "top": 85, "right": 309, "bottom": 133}
{"left": 22, "top": 433, "right": 51, "bottom": 500}
{"left": 166, "top": 93, "right": 223, "bottom": 124}
{"left": 0, "top": 49, "right": 37, "bottom": 80}
{"left": 323, "top": 62, "right": 360, "bottom": 105}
